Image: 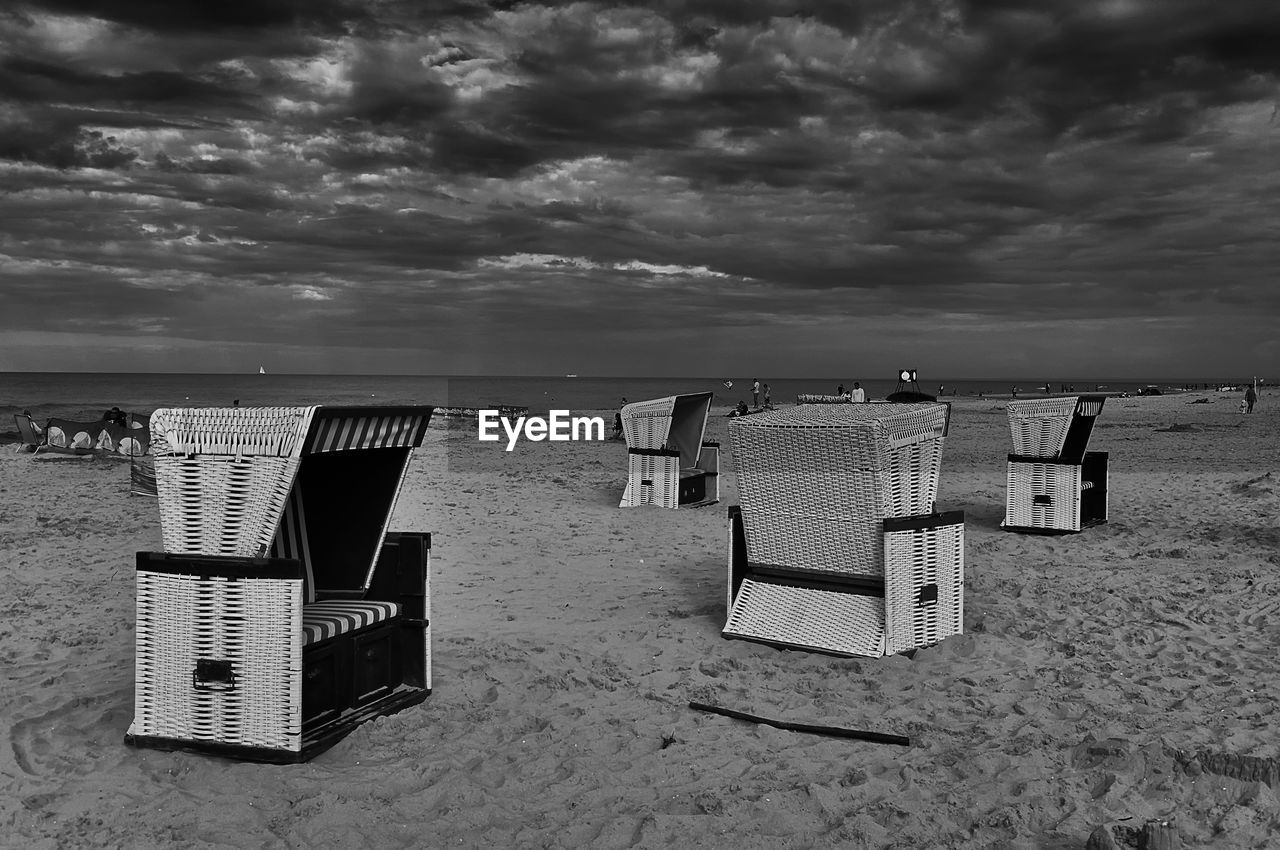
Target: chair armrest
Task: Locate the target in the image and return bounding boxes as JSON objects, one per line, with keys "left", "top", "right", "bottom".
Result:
{"left": 135, "top": 551, "right": 304, "bottom": 581}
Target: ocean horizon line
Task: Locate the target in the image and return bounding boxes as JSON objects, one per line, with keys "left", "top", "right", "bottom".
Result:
{"left": 0, "top": 370, "right": 1264, "bottom": 384}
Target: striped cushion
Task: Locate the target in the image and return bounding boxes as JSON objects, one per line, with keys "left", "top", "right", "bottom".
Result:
{"left": 302, "top": 600, "right": 400, "bottom": 645}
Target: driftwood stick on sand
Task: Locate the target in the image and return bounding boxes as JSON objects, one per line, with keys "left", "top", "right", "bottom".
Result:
{"left": 688, "top": 701, "right": 910, "bottom": 746}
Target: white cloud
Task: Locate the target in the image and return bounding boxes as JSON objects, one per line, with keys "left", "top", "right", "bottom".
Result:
{"left": 294, "top": 287, "right": 333, "bottom": 301}
{"left": 476, "top": 253, "right": 730, "bottom": 278}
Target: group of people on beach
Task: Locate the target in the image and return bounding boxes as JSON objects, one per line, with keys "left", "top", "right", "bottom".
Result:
{"left": 728, "top": 378, "right": 774, "bottom": 417}
{"left": 836, "top": 382, "right": 866, "bottom": 402}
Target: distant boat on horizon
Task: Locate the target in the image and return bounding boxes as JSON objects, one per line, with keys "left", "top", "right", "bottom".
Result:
{"left": 259, "top": 365, "right": 266, "bottom": 375}
{"left": 566, "top": 374, "right": 577, "bottom": 378}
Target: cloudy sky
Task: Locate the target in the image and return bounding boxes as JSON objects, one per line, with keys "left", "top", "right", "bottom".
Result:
{"left": 1, "top": 0, "right": 1278, "bottom": 378}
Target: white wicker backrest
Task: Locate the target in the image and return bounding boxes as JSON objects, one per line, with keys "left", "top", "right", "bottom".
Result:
{"left": 730, "top": 403, "right": 949, "bottom": 504}
{"left": 149, "top": 407, "right": 317, "bottom": 560}
{"left": 729, "top": 403, "right": 950, "bottom": 574}
{"left": 620, "top": 396, "right": 675, "bottom": 450}
{"left": 150, "top": 406, "right": 316, "bottom": 459}
{"left": 1006, "top": 397, "right": 1078, "bottom": 457}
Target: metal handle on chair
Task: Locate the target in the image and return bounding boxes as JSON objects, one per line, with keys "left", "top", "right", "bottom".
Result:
{"left": 1032, "top": 495, "right": 1052, "bottom": 505}
{"left": 192, "top": 659, "right": 237, "bottom": 692}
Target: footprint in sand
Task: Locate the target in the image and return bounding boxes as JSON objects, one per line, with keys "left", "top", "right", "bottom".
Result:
{"left": 9, "top": 692, "right": 128, "bottom": 777}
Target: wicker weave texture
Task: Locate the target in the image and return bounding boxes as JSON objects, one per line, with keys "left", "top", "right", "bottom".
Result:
{"left": 733, "top": 402, "right": 946, "bottom": 434}
{"left": 620, "top": 397, "right": 675, "bottom": 450}
{"left": 151, "top": 407, "right": 315, "bottom": 458}
{"left": 1005, "top": 461, "right": 1081, "bottom": 531}
{"left": 724, "top": 579, "right": 887, "bottom": 657}
{"left": 155, "top": 455, "right": 299, "bottom": 557}
{"left": 738, "top": 510, "right": 883, "bottom": 576}
{"left": 884, "top": 521, "right": 964, "bottom": 654}
{"left": 730, "top": 422, "right": 944, "bottom": 576}
{"left": 622, "top": 452, "right": 679, "bottom": 508}
{"left": 131, "top": 571, "right": 303, "bottom": 751}
{"left": 730, "top": 410, "right": 945, "bottom": 502}
{"left": 1005, "top": 397, "right": 1078, "bottom": 457}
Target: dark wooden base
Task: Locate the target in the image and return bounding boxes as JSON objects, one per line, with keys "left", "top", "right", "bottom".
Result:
{"left": 124, "top": 685, "right": 429, "bottom": 764}
{"left": 720, "top": 632, "right": 864, "bottom": 659}
{"left": 1001, "top": 517, "right": 1107, "bottom": 535}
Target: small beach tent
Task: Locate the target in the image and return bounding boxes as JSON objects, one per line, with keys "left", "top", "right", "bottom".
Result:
{"left": 619, "top": 393, "right": 719, "bottom": 508}
{"left": 1002, "top": 395, "right": 1108, "bottom": 533}
{"left": 43, "top": 415, "right": 150, "bottom": 457}
{"left": 724, "top": 403, "right": 965, "bottom": 657}
{"left": 126, "top": 405, "right": 434, "bottom": 763}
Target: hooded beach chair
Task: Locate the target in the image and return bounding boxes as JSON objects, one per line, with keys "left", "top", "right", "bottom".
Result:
{"left": 619, "top": 393, "right": 719, "bottom": 508}
{"left": 1003, "top": 395, "right": 1107, "bottom": 533}
{"left": 125, "top": 405, "right": 434, "bottom": 762}
{"left": 723, "top": 403, "right": 964, "bottom": 657}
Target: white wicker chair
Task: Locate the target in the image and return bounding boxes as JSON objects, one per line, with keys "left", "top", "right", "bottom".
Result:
{"left": 619, "top": 393, "right": 719, "bottom": 508}
{"left": 724, "top": 403, "right": 964, "bottom": 657}
{"left": 1003, "top": 395, "right": 1108, "bottom": 533}
{"left": 126, "top": 405, "right": 433, "bottom": 762}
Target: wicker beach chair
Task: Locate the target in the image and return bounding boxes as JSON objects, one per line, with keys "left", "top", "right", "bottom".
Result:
{"left": 1003, "top": 395, "right": 1107, "bottom": 533}
{"left": 125, "top": 405, "right": 434, "bottom": 763}
{"left": 619, "top": 393, "right": 719, "bottom": 509}
{"left": 723, "top": 403, "right": 964, "bottom": 657}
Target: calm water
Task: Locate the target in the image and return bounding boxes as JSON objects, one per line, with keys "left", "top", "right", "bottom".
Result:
{"left": 0, "top": 372, "right": 1246, "bottom": 439}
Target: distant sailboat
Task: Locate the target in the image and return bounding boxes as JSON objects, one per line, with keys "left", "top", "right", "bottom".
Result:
{"left": 259, "top": 365, "right": 266, "bottom": 375}
{"left": 566, "top": 374, "right": 578, "bottom": 378}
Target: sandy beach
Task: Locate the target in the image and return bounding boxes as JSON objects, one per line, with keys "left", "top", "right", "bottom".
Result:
{"left": 2, "top": 391, "right": 1277, "bottom": 848}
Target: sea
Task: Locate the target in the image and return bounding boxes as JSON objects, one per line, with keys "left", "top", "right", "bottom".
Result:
{"left": 0, "top": 372, "right": 1252, "bottom": 440}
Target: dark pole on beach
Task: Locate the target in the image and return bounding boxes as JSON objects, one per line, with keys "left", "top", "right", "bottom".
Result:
{"left": 689, "top": 701, "right": 910, "bottom": 746}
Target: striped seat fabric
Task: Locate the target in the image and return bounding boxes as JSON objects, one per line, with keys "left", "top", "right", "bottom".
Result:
{"left": 302, "top": 600, "right": 400, "bottom": 645}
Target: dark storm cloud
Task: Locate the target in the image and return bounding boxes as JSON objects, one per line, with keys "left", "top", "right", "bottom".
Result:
{"left": 17, "top": 0, "right": 366, "bottom": 34}
{"left": 0, "top": 57, "right": 263, "bottom": 115}
{"left": 0, "top": 123, "right": 138, "bottom": 169}
{"left": 954, "top": 0, "right": 1280, "bottom": 139}
{"left": 1, "top": 0, "right": 1278, "bottom": 374}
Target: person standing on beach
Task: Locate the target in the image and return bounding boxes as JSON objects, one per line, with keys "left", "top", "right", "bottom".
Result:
{"left": 850, "top": 382, "right": 865, "bottom": 403}
{"left": 1245, "top": 384, "right": 1258, "bottom": 413}
{"left": 762, "top": 383, "right": 772, "bottom": 409}
{"left": 613, "top": 398, "right": 628, "bottom": 439}
{"left": 752, "top": 378, "right": 760, "bottom": 408}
